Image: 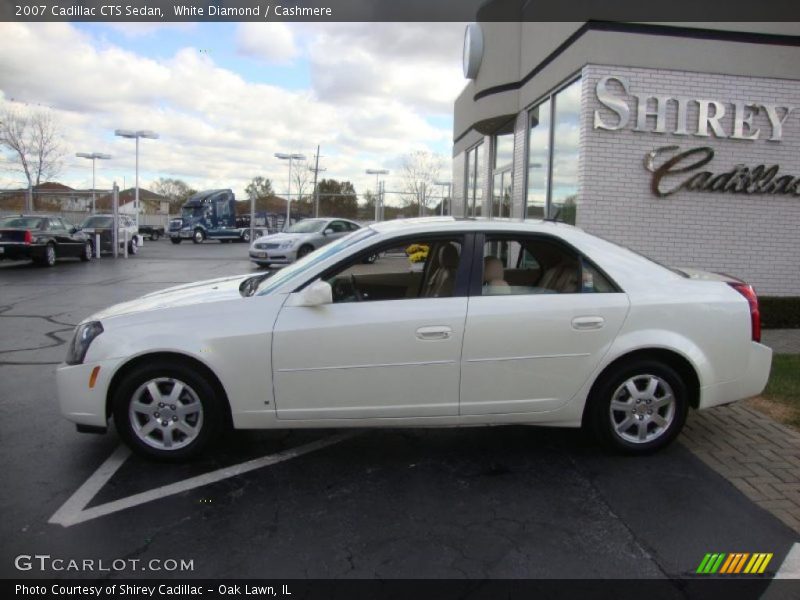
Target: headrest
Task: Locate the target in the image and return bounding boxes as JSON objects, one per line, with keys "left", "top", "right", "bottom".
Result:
{"left": 439, "top": 243, "right": 459, "bottom": 268}
{"left": 483, "top": 256, "right": 504, "bottom": 282}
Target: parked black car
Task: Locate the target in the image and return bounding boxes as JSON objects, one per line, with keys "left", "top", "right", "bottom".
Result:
{"left": 0, "top": 215, "right": 93, "bottom": 266}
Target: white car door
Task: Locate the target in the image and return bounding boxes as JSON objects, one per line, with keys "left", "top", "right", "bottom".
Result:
{"left": 460, "top": 234, "right": 630, "bottom": 415}
{"left": 272, "top": 236, "right": 471, "bottom": 420}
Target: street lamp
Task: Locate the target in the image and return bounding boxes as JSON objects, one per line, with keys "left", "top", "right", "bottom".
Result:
{"left": 366, "top": 169, "right": 389, "bottom": 222}
{"left": 76, "top": 152, "right": 112, "bottom": 214}
{"left": 114, "top": 129, "right": 159, "bottom": 230}
{"left": 434, "top": 180, "right": 451, "bottom": 216}
{"left": 275, "top": 153, "right": 306, "bottom": 229}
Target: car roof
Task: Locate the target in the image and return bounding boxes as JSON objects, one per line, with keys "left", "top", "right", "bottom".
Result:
{"left": 368, "top": 216, "right": 580, "bottom": 236}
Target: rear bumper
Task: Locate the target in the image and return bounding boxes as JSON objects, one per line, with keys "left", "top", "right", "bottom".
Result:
{"left": 698, "top": 342, "right": 773, "bottom": 409}
{"left": 0, "top": 243, "right": 44, "bottom": 260}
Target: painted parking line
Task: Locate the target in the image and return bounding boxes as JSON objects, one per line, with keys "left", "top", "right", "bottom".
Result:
{"left": 49, "top": 433, "right": 355, "bottom": 528}
{"left": 774, "top": 543, "right": 800, "bottom": 579}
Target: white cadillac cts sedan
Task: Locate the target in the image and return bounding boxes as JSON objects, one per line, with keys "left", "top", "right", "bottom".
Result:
{"left": 57, "top": 218, "right": 772, "bottom": 460}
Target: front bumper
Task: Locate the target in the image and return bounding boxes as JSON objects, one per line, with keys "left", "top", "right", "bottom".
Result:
{"left": 56, "top": 358, "right": 123, "bottom": 428}
{"left": 249, "top": 248, "right": 298, "bottom": 265}
{"left": 699, "top": 342, "right": 773, "bottom": 409}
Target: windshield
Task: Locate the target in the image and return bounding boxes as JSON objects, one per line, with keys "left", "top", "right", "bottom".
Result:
{"left": 181, "top": 207, "right": 203, "bottom": 219}
{"left": 82, "top": 216, "right": 114, "bottom": 228}
{"left": 256, "top": 227, "right": 377, "bottom": 296}
{"left": 286, "top": 219, "right": 326, "bottom": 234}
{"left": 1, "top": 217, "right": 43, "bottom": 229}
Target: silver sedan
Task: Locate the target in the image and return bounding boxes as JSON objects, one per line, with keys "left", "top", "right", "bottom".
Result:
{"left": 249, "top": 218, "right": 361, "bottom": 267}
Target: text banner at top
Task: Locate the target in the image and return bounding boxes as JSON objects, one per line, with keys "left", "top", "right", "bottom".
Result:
{"left": 2, "top": 0, "right": 800, "bottom": 22}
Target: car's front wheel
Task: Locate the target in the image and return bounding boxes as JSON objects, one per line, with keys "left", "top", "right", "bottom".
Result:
{"left": 128, "top": 236, "right": 138, "bottom": 255}
{"left": 585, "top": 359, "right": 688, "bottom": 454}
{"left": 192, "top": 229, "right": 205, "bottom": 244}
{"left": 297, "top": 245, "right": 313, "bottom": 259}
{"left": 113, "top": 361, "right": 225, "bottom": 460}
{"left": 80, "top": 241, "right": 93, "bottom": 262}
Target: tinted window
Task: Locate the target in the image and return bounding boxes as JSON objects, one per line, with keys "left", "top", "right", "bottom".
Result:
{"left": 480, "top": 235, "right": 613, "bottom": 295}
{"left": 326, "top": 237, "right": 464, "bottom": 303}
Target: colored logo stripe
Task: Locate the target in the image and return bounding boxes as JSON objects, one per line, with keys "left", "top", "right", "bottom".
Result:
{"left": 697, "top": 553, "right": 773, "bottom": 575}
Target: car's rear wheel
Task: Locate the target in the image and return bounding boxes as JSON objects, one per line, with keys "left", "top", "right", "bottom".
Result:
{"left": 241, "top": 230, "right": 251, "bottom": 243}
{"left": 170, "top": 237, "right": 182, "bottom": 245}
{"left": 585, "top": 360, "right": 688, "bottom": 454}
{"left": 80, "top": 241, "right": 92, "bottom": 262}
{"left": 40, "top": 243, "right": 57, "bottom": 267}
{"left": 113, "top": 361, "right": 225, "bottom": 460}
{"left": 297, "top": 245, "right": 313, "bottom": 259}
{"left": 128, "top": 237, "right": 138, "bottom": 255}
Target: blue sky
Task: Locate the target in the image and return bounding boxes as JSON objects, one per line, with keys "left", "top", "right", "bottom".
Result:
{"left": 0, "top": 22, "right": 466, "bottom": 200}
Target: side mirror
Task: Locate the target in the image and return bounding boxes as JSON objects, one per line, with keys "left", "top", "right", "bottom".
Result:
{"left": 286, "top": 279, "right": 332, "bottom": 307}
{"left": 71, "top": 226, "right": 81, "bottom": 234}
{"left": 323, "top": 228, "right": 334, "bottom": 236}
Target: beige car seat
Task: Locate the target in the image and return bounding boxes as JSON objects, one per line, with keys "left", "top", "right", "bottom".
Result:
{"left": 422, "top": 243, "right": 459, "bottom": 297}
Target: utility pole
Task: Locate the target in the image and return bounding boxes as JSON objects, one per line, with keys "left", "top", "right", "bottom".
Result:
{"left": 308, "top": 145, "right": 326, "bottom": 218}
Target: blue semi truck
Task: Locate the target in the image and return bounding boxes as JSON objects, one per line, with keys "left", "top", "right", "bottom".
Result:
{"left": 169, "top": 189, "right": 255, "bottom": 244}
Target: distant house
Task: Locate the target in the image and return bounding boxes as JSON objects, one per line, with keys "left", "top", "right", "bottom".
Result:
{"left": 94, "top": 188, "right": 171, "bottom": 214}
{"left": 0, "top": 182, "right": 88, "bottom": 212}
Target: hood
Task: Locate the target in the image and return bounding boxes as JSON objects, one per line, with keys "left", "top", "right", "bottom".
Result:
{"left": 90, "top": 274, "right": 255, "bottom": 321}
{"left": 253, "top": 232, "right": 309, "bottom": 244}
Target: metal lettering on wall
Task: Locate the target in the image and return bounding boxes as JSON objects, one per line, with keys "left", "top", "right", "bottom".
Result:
{"left": 644, "top": 145, "right": 800, "bottom": 197}
{"left": 593, "top": 75, "right": 796, "bottom": 142}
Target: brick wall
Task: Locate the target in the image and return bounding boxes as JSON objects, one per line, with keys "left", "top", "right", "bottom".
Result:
{"left": 579, "top": 64, "right": 800, "bottom": 296}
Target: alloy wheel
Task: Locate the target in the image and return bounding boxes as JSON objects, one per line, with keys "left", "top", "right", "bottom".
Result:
{"left": 128, "top": 377, "right": 204, "bottom": 451}
{"left": 609, "top": 374, "right": 676, "bottom": 444}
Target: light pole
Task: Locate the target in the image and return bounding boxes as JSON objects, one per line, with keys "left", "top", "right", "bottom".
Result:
{"left": 366, "top": 169, "right": 389, "bottom": 222}
{"left": 434, "top": 180, "right": 451, "bottom": 216}
{"left": 275, "top": 153, "right": 306, "bottom": 229}
{"left": 114, "top": 129, "right": 159, "bottom": 230}
{"left": 76, "top": 152, "right": 112, "bottom": 214}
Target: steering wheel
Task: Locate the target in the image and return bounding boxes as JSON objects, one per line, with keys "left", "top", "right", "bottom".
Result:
{"left": 350, "top": 274, "right": 364, "bottom": 302}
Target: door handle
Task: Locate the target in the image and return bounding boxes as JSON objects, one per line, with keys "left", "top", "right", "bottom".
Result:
{"left": 571, "top": 316, "right": 605, "bottom": 330}
{"left": 416, "top": 326, "right": 452, "bottom": 340}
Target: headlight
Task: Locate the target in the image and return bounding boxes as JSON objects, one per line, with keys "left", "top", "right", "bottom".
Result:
{"left": 279, "top": 241, "right": 296, "bottom": 249}
{"left": 65, "top": 321, "right": 104, "bottom": 365}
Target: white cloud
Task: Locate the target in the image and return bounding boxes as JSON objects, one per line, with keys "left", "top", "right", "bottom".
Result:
{"left": 0, "top": 22, "right": 464, "bottom": 198}
{"left": 235, "top": 22, "right": 299, "bottom": 64}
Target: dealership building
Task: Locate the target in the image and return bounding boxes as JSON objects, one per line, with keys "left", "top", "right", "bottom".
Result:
{"left": 451, "top": 14, "right": 800, "bottom": 296}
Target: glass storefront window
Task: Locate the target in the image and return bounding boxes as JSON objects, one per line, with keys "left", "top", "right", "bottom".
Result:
{"left": 494, "top": 133, "right": 514, "bottom": 171}
{"left": 464, "top": 143, "right": 484, "bottom": 217}
{"left": 526, "top": 99, "right": 550, "bottom": 219}
{"left": 524, "top": 77, "right": 580, "bottom": 224}
{"left": 492, "top": 132, "right": 514, "bottom": 218}
{"left": 551, "top": 79, "right": 580, "bottom": 224}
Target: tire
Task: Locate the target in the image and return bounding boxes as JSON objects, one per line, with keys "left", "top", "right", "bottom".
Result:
{"left": 170, "top": 237, "right": 182, "bottom": 245}
{"left": 192, "top": 229, "right": 205, "bottom": 244}
{"left": 220, "top": 239, "right": 231, "bottom": 244}
{"left": 41, "top": 243, "right": 57, "bottom": 267}
{"left": 112, "top": 361, "right": 226, "bottom": 461}
{"left": 297, "top": 245, "right": 313, "bottom": 259}
{"left": 152, "top": 231, "right": 160, "bottom": 241}
{"left": 585, "top": 359, "right": 688, "bottom": 455}
{"left": 128, "top": 237, "right": 138, "bottom": 255}
{"left": 241, "top": 230, "right": 251, "bottom": 243}
{"left": 80, "top": 241, "right": 93, "bottom": 262}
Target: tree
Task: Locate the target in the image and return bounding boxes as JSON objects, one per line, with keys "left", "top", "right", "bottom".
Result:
{"left": 245, "top": 176, "right": 274, "bottom": 202}
{"left": 317, "top": 179, "right": 358, "bottom": 219}
{"left": 400, "top": 150, "right": 444, "bottom": 216}
{"left": 291, "top": 159, "right": 312, "bottom": 201}
{"left": 151, "top": 177, "right": 196, "bottom": 211}
{"left": 0, "top": 106, "right": 64, "bottom": 190}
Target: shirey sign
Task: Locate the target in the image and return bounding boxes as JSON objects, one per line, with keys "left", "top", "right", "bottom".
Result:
{"left": 592, "top": 74, "right": 799, "bottom": 197}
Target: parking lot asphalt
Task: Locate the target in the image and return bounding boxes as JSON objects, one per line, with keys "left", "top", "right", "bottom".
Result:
{"left": 1, "top": 239, "right": 798, "bottom": 583}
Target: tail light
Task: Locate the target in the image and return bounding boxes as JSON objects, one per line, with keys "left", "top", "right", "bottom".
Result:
{"left": 728, "top": 282, "right": 761, "bottom": 343}
{"left": 23, "top": 230, "right": 32, "bottom": 245}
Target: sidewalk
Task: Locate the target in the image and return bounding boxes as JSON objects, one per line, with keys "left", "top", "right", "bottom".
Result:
{"left": 679, "top": 328, "right": 800, "bottom": 534}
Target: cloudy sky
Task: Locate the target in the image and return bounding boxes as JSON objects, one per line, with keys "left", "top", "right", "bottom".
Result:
{"left": 0, "top": 21, "right": 466, "bottom": 201}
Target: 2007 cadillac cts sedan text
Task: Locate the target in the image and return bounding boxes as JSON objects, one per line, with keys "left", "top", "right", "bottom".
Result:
{"left": 57, "top": 218, "right": 772, "bottom": 461}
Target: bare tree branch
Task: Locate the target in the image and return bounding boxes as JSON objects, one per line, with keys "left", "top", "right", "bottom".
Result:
{"left": 400, "top": 150, "right": 443, "bottom": 214}
{"left": 0, "top": 106, "right": 64, "bottom": 189}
